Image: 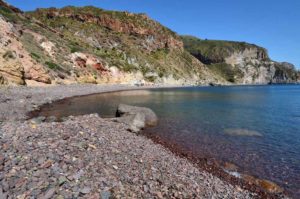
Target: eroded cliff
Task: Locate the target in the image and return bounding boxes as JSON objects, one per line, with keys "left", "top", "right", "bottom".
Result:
{"left": 182, "top": 35, "right": 298, "bottom": 84}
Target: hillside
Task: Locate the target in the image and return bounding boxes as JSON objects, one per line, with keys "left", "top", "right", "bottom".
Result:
{"left": 0, "top": 2, "right": 224, "bottom": 86}
{"left": 0, "top": 1, "right": 298, "bottom": 86}
{"left": 181, "top": 35, "right": 298, "bottom": 84}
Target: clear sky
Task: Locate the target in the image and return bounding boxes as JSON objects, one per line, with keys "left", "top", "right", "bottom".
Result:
{"left": 6, "top": 0, "right": 300, "bottom": 69}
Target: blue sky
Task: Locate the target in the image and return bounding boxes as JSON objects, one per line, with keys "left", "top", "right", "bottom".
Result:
{"left": 6, "top": 0, "right": 300, "bottom": 69}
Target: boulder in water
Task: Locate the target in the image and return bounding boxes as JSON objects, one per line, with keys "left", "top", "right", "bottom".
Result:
{"left": 116, "top": 104, "right": 158, "bottom": 127}
{"left": 116, "top": 104, "right": 158, "bottom": 133}
{"left": 117, "top": 112, "right": 146, "bottom": 133}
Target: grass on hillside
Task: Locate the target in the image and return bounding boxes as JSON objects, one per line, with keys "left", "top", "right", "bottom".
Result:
{"left": 209, "top": 63, "right": 243, "bottom": 83}
{"left": 181, "top": 35, "right": 268, "bottom": 64}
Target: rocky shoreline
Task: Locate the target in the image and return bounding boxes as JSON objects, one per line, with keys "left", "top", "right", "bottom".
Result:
{"left": 0, "top": 84, "right": 289, "bottom": 198}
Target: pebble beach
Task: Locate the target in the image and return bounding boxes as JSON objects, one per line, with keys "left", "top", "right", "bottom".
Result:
{"left": 0, "top": 84, "right": 280, "bottom": 198}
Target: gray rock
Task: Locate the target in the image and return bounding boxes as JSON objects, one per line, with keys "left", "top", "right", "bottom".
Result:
{"left": 116, "top": 113, "right": 146, "bottom": 133}
{"left": 116, "top": 104, "right": 158, "bottom": 127}
{"left": 80, "top": 187, "right": 91, "bottom": 194}
{"left": 31, "top": 116, "right": 46, "bottom": 124}
{"left": 0, "top": 187, "right": 7, "bottom": 199}
{"left": 58, "top": 176, "right": 67, "bottom": 186}
{"left": 100, "top": 191, "right": 111, "bottom": 199}
{"left": 45, "top": 116, "right": 57, "bottom": 122}
{"left": 41, "top": 188, "right": 56, "bottom": 199}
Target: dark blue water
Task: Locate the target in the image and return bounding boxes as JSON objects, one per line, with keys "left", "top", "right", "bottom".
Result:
{"left": 37, "top": 85, "right": 300, "bottom": 197}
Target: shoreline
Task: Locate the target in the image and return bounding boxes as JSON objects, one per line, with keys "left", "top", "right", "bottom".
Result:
{"left": 142, "top": 131, "right": 289, "bottom": 199}
{"left": 0, "top": 84, "right": 290, "bottom": 198}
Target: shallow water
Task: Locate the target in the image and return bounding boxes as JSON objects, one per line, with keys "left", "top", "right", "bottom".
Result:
{"left": 36, "top": 85, "right": 300, "bottom": 197}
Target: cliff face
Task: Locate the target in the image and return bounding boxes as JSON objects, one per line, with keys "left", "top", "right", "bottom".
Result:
{"left": 31, "top": 7, "right": 184, "bottom": 51}
{"left": 0, "top": 14, "right": 51, "bottom": 85}
{"left": 0, "top": 1, "right": 226, "bottom": 86}
{"left": 182, "top": 36, "right": 298, "bottom": 84}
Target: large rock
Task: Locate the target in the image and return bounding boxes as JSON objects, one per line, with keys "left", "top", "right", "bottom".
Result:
{"left": 24, "top": 64, "right": 52, "bottom": 84}
{"left": 116, "top": 112, "right": 146, "bottom": 133}
{"left": 116, "top": 104, "right": 158, "bottom": 132}
{"left": 116, "top": 104, "right": 158, "bottom": 126}
{"left": 0, "top": 61, "right": 25, "bottom": 85}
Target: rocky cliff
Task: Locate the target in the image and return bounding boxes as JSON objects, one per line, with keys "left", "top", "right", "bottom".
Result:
{"left": 0, "top": 1, "right": 297, "bottom": 86}
{"left": 181, "top": 36, "right": 298, "bottom": 84}
{"left": 0, "top": 2, "right": 219, "bottom": 86}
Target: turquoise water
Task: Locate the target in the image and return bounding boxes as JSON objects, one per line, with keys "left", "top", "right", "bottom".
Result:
{"left": 37, "top": 85, "right": 300, "bottom": 197}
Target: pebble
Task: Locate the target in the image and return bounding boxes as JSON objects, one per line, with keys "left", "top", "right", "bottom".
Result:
{"left": 58, "top": 176, "right": 67, "bottom": 186}
{"left": 41, "top": 188, "right": 56, "bottom": 199}
{"left": 80, "top": 187, "right": 91, "bottom": 194}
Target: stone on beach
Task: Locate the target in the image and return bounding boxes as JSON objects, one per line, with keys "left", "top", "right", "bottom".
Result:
{"left": 115, "top": 112, "right": 146, "bottom": 133}
{"left": 115, "top": 104, "right": 158, "bottom": 132}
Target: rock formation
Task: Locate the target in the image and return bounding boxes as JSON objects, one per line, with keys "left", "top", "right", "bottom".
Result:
{"left": 0, "top": 14, "right": 51, "bottom": 85}
{"left": 116, "top": 104, "right": 158, "bottom": 132}
{"left": 181, "top": 36, "right": 298, "bottom": 84}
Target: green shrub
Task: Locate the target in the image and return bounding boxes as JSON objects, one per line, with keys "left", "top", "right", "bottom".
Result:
{"left": 30, "top": 52, "right": 41, "bottom": 60}
{"left": 0, "top": 6, "right": 12, "bottom": 14}
{"left": 145, "top": 76, "right": 156, "bottom": 82}
{"left": 209, "top": 63, "right": 243, "bottom": 83}
{"left": 122, "top": 63, "right": 137, "bottom": 72}
{"left": 70, "top": 46, "right": 81, "bottom": 53}
{"left": 181, "top": 35, "right": 269, "bottom": 64}
{"left": 45, "top": 61, "right": 60, "bottom": 70}
{"left": 151, "top": 48, "right": 169, "bottom": 60}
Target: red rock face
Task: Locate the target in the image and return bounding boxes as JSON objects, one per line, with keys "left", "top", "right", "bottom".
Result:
{"left": 75, "top": 57, "right": 87, "bottom": 68}
{"left": 40, "top": 8, "right": 183, "bottom": 51}
{"left": 24, "top": 65, "right": 52, "bottom": 84}
{"left": 93, "top": 63, "right": 107, "bottom": 72}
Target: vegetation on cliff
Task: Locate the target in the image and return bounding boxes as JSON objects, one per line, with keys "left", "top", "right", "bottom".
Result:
{"left": 181, "top": 35, "right": 298, "bottom": 84}
{"left": 181, "top": 35, "right": 269, "bottom": 64}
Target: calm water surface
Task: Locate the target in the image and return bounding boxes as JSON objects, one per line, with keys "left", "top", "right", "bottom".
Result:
{"left": 37, "top": 85, "right": 300, "bottom": 197}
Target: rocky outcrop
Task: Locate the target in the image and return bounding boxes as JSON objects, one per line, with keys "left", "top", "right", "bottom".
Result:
{"left": 40, "top": 40, "right": 55, "bottom": 57}
{"left": 70, "top": 52, "right": 108, "bottom": 72}
{"left": 0, "top": 60, "right": 25, "bottom": 85}
{"left": 181, "top": 36, "right": 298, "bottom": 84}
{"left": 116, "top": 104, "right": 158, "bottom": 132}
{"left": 0, "top": 15, "right": 51, "bottom": 85}
{"left": 225, "top": 51, "right": 297, "bottom": 84}
{"left": 24, "top": 65, "right": 51, "bottom": 84}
